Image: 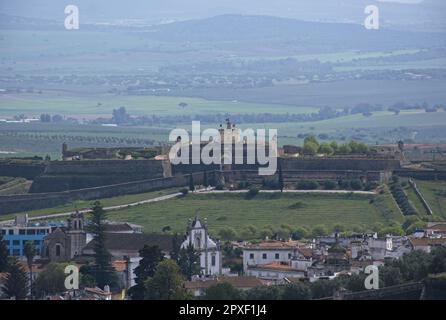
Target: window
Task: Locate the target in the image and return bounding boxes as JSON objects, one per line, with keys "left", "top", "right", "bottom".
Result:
{"left": 262, "top": 253, "right": 267, "bottom": 260}
{"left": 12, "top": 240, "right": 20, "bottom": 246}
{"left": 211, "top": 255, "right": 216, "bottom": 266}
{"left": 288, "top": 253, "right": 292, "bottom": 259}
{"left": 34, "top": 240, "right": 40, "bottom": 246}
{"left": 249, "top": 253, "right": 254, "bottom": 259}
{"left": 12, "top": 249, "right": 20, "bottom": 256}
{"left": 56, "top": 244, "right": 61, "bottom": 257}
{"left": 8, "top": 230, "right": 13, "bottom": 235}
{"left": 27, "top": 229, "right": 36, "bottom": 235}
{"left": 1, "top": 230, "right": 5, "bottom": 235}
{"left": 275, "top": 253, "right": 280, "bottom": 259}
{"left": 19, "top": 229, "right": 26, "bottom": 235}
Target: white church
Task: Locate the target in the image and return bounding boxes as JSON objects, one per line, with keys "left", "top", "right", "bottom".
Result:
{"left": 181, "top": 217, "right": 222, "bottom": 276}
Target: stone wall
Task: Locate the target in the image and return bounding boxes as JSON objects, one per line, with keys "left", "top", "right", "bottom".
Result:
{"left": 395, "top": 169, "right": 446, "bottom": 181}
{"left": 0, "top": 160, "right": 45, "bottom": 179}
{"left": 30, "top": 159, "right": 166, "bottom": 193}
{"left": 0, "top": 172, "right": 210, "bottom": 215}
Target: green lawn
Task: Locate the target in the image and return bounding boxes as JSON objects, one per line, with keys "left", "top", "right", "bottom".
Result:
{"left": 105, "top": 192, "right": 403, "bottom": 237}
{"left": 414, "top": 180, "right": 446, "bottom": 220}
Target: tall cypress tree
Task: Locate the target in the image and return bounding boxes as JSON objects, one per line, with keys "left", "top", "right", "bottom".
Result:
{"left": 90, "top": 201, "right": 117, "bottom": 289}
{"left": 3, "top": 258, "right": 28, "bottom": 300}
{"left": 278, "top": 158, "right": 284, "bottom": 192}
{"left": 203, "top": 171, "right": 209, "bottom": 187}
{"left": 189, "top": 174, "right": 195, "bottom": 192}
{"left": 23, "top": 241, "right": 36, "bottom": 299}
{"left": 178, "top": 243, "right": 201, "bottom": 280}
{"left": 0, "top": 233, "right": 8, "bottom": 272}
{"left": 170, "top": 233, "right": 182, "bottom": 263}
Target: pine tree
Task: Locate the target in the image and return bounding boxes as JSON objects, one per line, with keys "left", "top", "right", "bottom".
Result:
{"left": 129, "top": 245, "right": 164, "bottom": 300}
{"left": 90, "top": 201, "right": 117, "bottom": 289}
{"left": 178, "top": 243, "right": 201, "bottom": 280}
{"left": 0, "top": 233, "right": 8, "bottom": 272}
{"left": 3, "top": 258, "right": 28, "bottom": 300}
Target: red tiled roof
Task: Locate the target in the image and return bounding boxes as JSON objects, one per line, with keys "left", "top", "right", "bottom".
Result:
{"left": 410, "top": 238, "right": 446, "bottom": 247}
{"left": 245, "top": 240, "right": 299, "bottom": 250}
{"left": 427, "top": 224, "right": 446, "bottom": 232}
{"left": 249, "top": 261, "right": 293, "bottom": 271}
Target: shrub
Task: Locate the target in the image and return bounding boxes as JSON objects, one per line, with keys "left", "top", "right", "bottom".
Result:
{"left": 296, "top": 180, "right": 319, "bottom": 190}
{"left": 237, "top": 181, "right": 250, "bottom": 189}
{"left": 323, "top": 180, "right": 337, "bottom": 190}
{"left": 338, "top": 180, "right": 350, "bottom": 190}
{"left": 350, "top": 179, "right": 363, "bottom": 190}
{"left": 179, "top": 188, "right": 188, "bottom": 195}
{"left": 246, "top": 186, "right": 259, "bottom": 199}
{"left": 262, "top": 176, "right": 279, "bottom": 189}
{"left": 218, "top": 227, "right": 238, "bottom": 241}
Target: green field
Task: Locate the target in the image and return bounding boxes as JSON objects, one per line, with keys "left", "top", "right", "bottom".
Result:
{"left": 0, "top": 93, "right": 318, "bottom": 118}
{"left": 414, "top": 180, "right": 446, "bottom": 220}
{"left": 103, "top": 192, "right": 403, "bottom": 237}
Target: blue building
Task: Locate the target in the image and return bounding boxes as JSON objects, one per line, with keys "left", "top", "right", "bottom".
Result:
{"left": 0, "top": 214, "right": 56, "bottom": 257}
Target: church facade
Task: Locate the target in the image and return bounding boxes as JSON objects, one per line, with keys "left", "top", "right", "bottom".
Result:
{"left": 181, "top": 217, "right": 222, "bottom": 276}
{"left": 43, "top": 212, "right": 86, "bottom": 262}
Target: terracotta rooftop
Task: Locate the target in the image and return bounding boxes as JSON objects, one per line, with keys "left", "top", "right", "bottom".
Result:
{"left": 410, "top": 238, "right": 446, "bottom": 247}
{"left": 184, "top": 276, "right": 264, "bottom": 290}
{"left": 426, "top": 224, "right": 446, "bottom": 233}
{"left": 244, "top": 240, "right": 299, "bottom": 250}
{"left": 250, "top": 261, "right": 293, "bottom": 271}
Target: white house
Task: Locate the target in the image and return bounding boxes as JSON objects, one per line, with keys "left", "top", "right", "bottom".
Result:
{"left": 242, "top": 240, "right": 313, "bottom": 281}
{"left": 181, "top": 217, "right": 222, "bottom": 276}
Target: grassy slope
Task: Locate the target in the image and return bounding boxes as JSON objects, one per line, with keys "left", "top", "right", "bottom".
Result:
{"left": 0, "top": 188, "right": 180, "bottom": 221}
{"left": 105, "top": 192, "right": 403, "bottom": 235}
{"left": 414, "top": 180, "right": 446, "bottom": 220}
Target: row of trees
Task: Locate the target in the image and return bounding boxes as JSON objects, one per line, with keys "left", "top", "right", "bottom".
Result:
{"left": 215, "top": 214, "right": 429, "bottom": 242}
{"left": 389, "top": 176, "right": 418, "bottom": 216}
{"left": 302, "top": 136, "right": 370, "bottom": 156}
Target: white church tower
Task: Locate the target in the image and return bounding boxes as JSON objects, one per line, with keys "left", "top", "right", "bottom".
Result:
{"left": 181, "top": 217, "right": 222, "bottom": 276}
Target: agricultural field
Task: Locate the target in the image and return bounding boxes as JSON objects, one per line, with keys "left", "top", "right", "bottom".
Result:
{"left": 0, "top": 93, "right": 318, "bottom": 118}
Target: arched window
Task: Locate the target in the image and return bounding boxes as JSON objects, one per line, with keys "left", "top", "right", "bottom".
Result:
{"left": 56, "top": 244, "right": 61, "bottom": 257}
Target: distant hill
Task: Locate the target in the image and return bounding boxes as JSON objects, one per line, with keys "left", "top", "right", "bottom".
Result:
{"left": 0, "top": 13, "right": 60, "bottom": 30}
{"left": 142, "top": 14, "right": 446, "bottom": 51}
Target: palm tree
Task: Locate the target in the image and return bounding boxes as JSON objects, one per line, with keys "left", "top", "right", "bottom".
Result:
{"left": 23, "top": 241, "right": 36, "bottom": 299}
